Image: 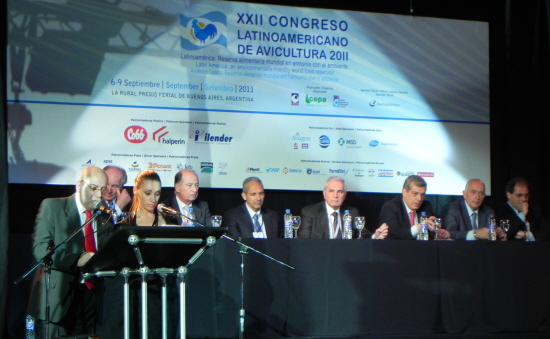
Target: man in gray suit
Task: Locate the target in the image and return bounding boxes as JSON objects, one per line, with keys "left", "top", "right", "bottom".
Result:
{"left": 28, "top": 166, "right": 112, "bottom": 337}
{"left": 161, "top": 169, "right": 212, "bottom": 226}
{"left": 444, "top": 178, "right": 504, "bottom": 240}
{"left": 298, "top": 176, "right": 387, "bottom": 239}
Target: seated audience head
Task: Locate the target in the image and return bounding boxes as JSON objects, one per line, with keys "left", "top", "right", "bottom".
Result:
{"left": 76, "top": 166, "right": 108, "bottom": 211}
{"left": 506, "top": 177, "right": 530, "bottom": 211}
{"left": 174, "top": 169, "right": 199, "bottom": 205}
{"left": 463, "top": 179, "right": 486, "bottom": 211}
{"left": 402, "top": 175, "right": 427, "bottom": 211}
{"left": 242, "top": 177, "right": 265, "bottom": 213}
{"left": 323, "top": 176, "right": 347, "bottom": 210}
{"left": 102, "top": 165, "right": 127, "bottom": 202}
{"left": 131, "top": 170, "right": 162, "bottom": 214}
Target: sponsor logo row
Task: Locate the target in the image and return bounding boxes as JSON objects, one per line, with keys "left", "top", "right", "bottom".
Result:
{"left": 292, "top": 133, "right": 397, "bottom": 149}
{"left": 124, "top": 126, "right": 234, "bottom": 145}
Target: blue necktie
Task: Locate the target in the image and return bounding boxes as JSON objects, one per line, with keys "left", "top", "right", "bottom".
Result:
{"left": 253, "top": 214, "right": 261, "bottom": 232}
{"left": 332, "top": 212, "right": 341, "bottom": 239}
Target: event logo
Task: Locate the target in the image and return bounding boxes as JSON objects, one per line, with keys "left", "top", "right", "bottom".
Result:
{"left": 125, "top": 126, "right": 147, "bottom": 144}
{"left": 319, "top": 135, "right": 330, "bottom": 148}
{"left": 333, "top": 95, "right": 340, "bottom": 107}
{"left": 305, "top": 94, "right": 327, "bottom": 106}
{"left": 369, "top": 140, "right": 380, "bottom": 147}
{"left": 291, "top": 93, "right": 299, "bottom": 105}
{"left": 181, "top": 12, "right": 227, "bottom": 50}
{"left": 201, "top": 162, "right": 214, "bottom": 173}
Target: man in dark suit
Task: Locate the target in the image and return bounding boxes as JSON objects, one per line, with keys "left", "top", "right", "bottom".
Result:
{"left": 380, "top": 175, "right": 450, "bottom": 240}
{"left": 223, "top": 177, "right": 281, "bottom": 239}
{"left": 161, "top": 169, "right": 212, "bottom": 226}
{"left": 444, "top": 179, "right": 503, "bottom": 240}
{"left": 28, "top": 166, "right": 112, "bottom": 337}
{"left": 496, "top": 177, "right": 550, "bottom": 241}
{"left": 298, "top": 176, "right": 388, "bottom": 239}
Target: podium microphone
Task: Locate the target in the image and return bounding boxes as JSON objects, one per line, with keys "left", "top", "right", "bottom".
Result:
{"left": 94, "top": 200, "right": 114, "bottom": 214}
{"left": 157, "top": 203, "right": 180, "bottom": 215}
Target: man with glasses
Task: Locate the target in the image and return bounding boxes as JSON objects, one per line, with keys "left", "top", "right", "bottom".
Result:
{"left": 444, "top": 179, "right": 502, "bottom": 240}
{"left": 102, "top": 165, "right": 131, "bottom": 222}
{"left": 379, "top": 175, "right": 450, "bottom": 240}
{"left": 28, "top": 166, "right": 113, "bottom": 337}
{"left": 496, "top": 177, "right": 550, "bottom": 241}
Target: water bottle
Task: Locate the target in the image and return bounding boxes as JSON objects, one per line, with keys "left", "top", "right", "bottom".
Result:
{"left": 25, "top": 315, "right": 35, "bottom": 339}
{"left": 109, "top": 201, "right": 118, "bottom": 224}
{"left": 418, "top": 212, "right": 429, "bottom": 241}
{"left": 187, "top": 207, "right": 195, "bottom": 226}
{"left": 488, "top": 214, "right": 496, "bottom": 241}
{"left": 284, "top": 209, "right": 293, "bottom": 238}
{"left": 343, "top": 210, "right": 352, "bottom": 239}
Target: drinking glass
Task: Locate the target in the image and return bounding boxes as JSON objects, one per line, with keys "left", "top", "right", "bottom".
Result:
{"left": 211, "top": 215, "right": 222, "bottom": 227}
{"left": 433, "top": 218, "right": 442, "bottom": 240}
{"left": 354, "top": 216, "right": 365, "bottom": 239}
{"left": 292, "top": 215, "right": 301, "bottom": 238}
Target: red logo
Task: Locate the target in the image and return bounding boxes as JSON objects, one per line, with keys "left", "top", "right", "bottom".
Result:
{"left": 125, "top": 126, "right": 147, "bottom": 143}
{"left": 417, "top": 172, "right": 434, "bottom": 177}
{"left": 153, "top": 126, "right": 169, "bottom": 143}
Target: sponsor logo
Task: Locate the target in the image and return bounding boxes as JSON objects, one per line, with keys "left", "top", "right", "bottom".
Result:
{"left": 246, "top": 167, "right": 261, "bottom": 173}
{"left": 369, "top": 100, "right": 377, "bottom": 107}
{"left": 368, "top": 169, "right": 375, "bottom": 177}
{"left": 306, "top": 168, "right": 322, "bottom": 175}
{"left": 218, "top": 162, "right": 228, "bottom": 175}
{"left": 378, "top": 169, "right": 393, "bottom": 177}
{"left": 305, "top": 94, "right": 327, "bottom": 106}
{"left": 125, "top": 126, "right": 147, "bottom": 143}
{"left": 353, "top": 169, "right": 365, "bottom": 177}
{"left": 129, "top": 161, "right": 142, "bottom": 172}
{"left": 266, "top": 167, "right": 280, "bottom": 173}
{"left": 294, "top": 143, "right": 299, "bottom": 149}
{"left": 329, "top": 169, "right": 348, "bottom": 174}
{"left": 369, "top": 140, "right": 380, "bottom": 147}
{"left": 180, "top": 12, "right": 227, "bottom": 50}
{"left": 177, "top": 164, "right": 194, "bottom": 171}
{"left": 418, "top": 172, "right": 434, "bottom": 177}
{"left": 291, "top": 93, "right": 299, "bottom": 105}
{"left": 283, "top": 167, "right": 301, "bottom": 174}
{"left": 153, "top": 126, "right": 186, "bottom": 145}
{"left": 333, "top": 95, "right": 340, "bottom": 107}
{"left": 192, "top": 130, "right": 233, "bottom": 144}
{"left": 292, "top": 133, "right": 311, "bottom": 142}
{"left": 201, "top": 162, "right": 214, "bottom": 173}
{"left": 283, "top": 167, "right": 289, "bottom": 174}
{"left": 82, "top": 159, "right": 94, "bottom": 168}
{"left": 396, "top": 171, "right": 415, "bottom": 177}
{"left": 193, "top": 130, "right": 205, "bottom": 140}
{"left": 302, "top": 143, "right": 309, "bottom": 149}
{"left": 148, "top": 162, "right": 172, "bottom": 171}
{"left": 338, "top": 138, "right": 345, "bottom": 146}
{"left": 319, "top": 135, "right": 330, "bottom": 148}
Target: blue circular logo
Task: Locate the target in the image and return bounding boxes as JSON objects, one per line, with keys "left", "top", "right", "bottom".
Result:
{"left": 369, "top": 140, "right": 380, "bottom": 147}
{"left": 319, "top": 135, "right": 330, "bottom": 148}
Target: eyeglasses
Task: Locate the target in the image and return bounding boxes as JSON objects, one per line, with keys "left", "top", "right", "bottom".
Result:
{"left": 82, "top": 181, "right": 107, "bottom": 194}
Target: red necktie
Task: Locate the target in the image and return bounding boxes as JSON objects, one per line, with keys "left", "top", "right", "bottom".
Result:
{"left": 84, "top": 210, "right": 96, "bottom": 289}
{"left": 409, "top": 211, "right": 415, "bottom": 226}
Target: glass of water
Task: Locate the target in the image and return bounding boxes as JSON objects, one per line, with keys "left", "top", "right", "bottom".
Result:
{"left": 211, "top": 215, "right": 222, "bottom": 227}
{"left": 292, "top": 215, "right": 301, "bottom": 238}
{"left": 354, "top": 216, "right": 365, "bottom": 239}
{"left": 433, "top": 218, "right": 442, "bottom": 240}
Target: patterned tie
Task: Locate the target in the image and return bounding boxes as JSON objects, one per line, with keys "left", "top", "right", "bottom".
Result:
{"left": 83, "top": 210, "right": 96, "bottom": 289}
{"left": 409, "top": 211, "right": 415, "bottom": 226}
{"left": 253, "top": 214, "right": 262, "bottom": 233}
{"left": 471, "top": 212, "right": 478, "bottom": 230}
{"left": 332, "top": 212, "right": 341, "bottom": 239}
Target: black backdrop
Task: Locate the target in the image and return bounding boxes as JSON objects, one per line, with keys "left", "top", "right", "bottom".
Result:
{"left": 3, "top": 0, "right": 550, "bottom": 338}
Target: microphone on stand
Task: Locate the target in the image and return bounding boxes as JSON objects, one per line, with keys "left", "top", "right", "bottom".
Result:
{"left": 94, "top": 200, "right": 114, "bottom": 215}
{"left": 157, "top": 203, "right": 180, "bottom": 215}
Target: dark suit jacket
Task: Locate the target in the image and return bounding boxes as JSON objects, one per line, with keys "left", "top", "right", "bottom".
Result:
{"left": 223, "top": 203, "right": 282, "bottom": 239}
{"left": 496, "top": 203, "right": 550, "bottom": 241}
{"left": 161, "top": 195, "right": 212, "bottom": 226}
{"left": 28, "top": 194, "right": 114, "bottom": 322}
{"left": 298, "top": 201, "right": 366, "bottom": 239}
{"left": 379, "top": 196, "right": 433, "bottom": 240}
{"left": 444, "top": 197, "right": 495, "bottom": 240}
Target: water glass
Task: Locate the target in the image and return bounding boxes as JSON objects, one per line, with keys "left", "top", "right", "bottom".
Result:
{"left": 354, "top": 216, "right": 365, "bottom": 239}
{"left": 434, "top": 218, "right": 442, "bottom": 239}
{"left": 211, "top": 215, "right": 222, "bottom": 227}
{"left": 292, "top": 216, "right": 301, "bottom": 238}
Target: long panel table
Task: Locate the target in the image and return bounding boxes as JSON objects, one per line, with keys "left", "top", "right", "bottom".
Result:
{"left": 184, "top": 239, "right": 550, "bottom": 338}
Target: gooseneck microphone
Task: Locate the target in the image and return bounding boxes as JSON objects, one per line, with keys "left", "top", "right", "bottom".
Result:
{"left": 157, "top": 203, "right": 180, "bottom": 215}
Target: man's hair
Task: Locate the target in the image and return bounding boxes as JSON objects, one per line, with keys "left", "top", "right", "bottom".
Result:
{"left": 506, "top": 177, "right": 529, "bottom": 194}
{"left": 174, "top": 169, "right": 197, "bottom": 185}
{"left": 102, "top": 165, "right": 128, "bottom": 186}
{"left": 403, "top": 175, "right": 427, "bottom": 190}
{"left": 324, "top": 175, "right": 346, "bottom": 192}
{"left": 242, "top": 177, "right": 263, "bottom": 193}
{"left": 464, "top": 178, "right": 484, "bottom": 191}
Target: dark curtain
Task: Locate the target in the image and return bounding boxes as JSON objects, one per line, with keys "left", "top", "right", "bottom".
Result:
{"left": 3, "top": 0, "right": 550, "bottom": 337}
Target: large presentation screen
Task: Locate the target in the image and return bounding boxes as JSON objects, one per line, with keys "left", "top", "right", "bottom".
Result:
{"left": 6, "top": 0, "right": 490, "bottom": 194}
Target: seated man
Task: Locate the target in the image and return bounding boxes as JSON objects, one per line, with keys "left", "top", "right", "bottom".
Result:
{"left": 444, "top": 179, "right": 504, "bottom": 240}
{"left": 496, "top": 177, "right": 550, "bottom": 241}
{"left": 298, "top": 176, "right": 387, "bottom": 239}
{"left": 223, "top": 177, "right": 281, "bottom": 239}
{"left": 379, "top": 175, "right": 450, "bottom": 240}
